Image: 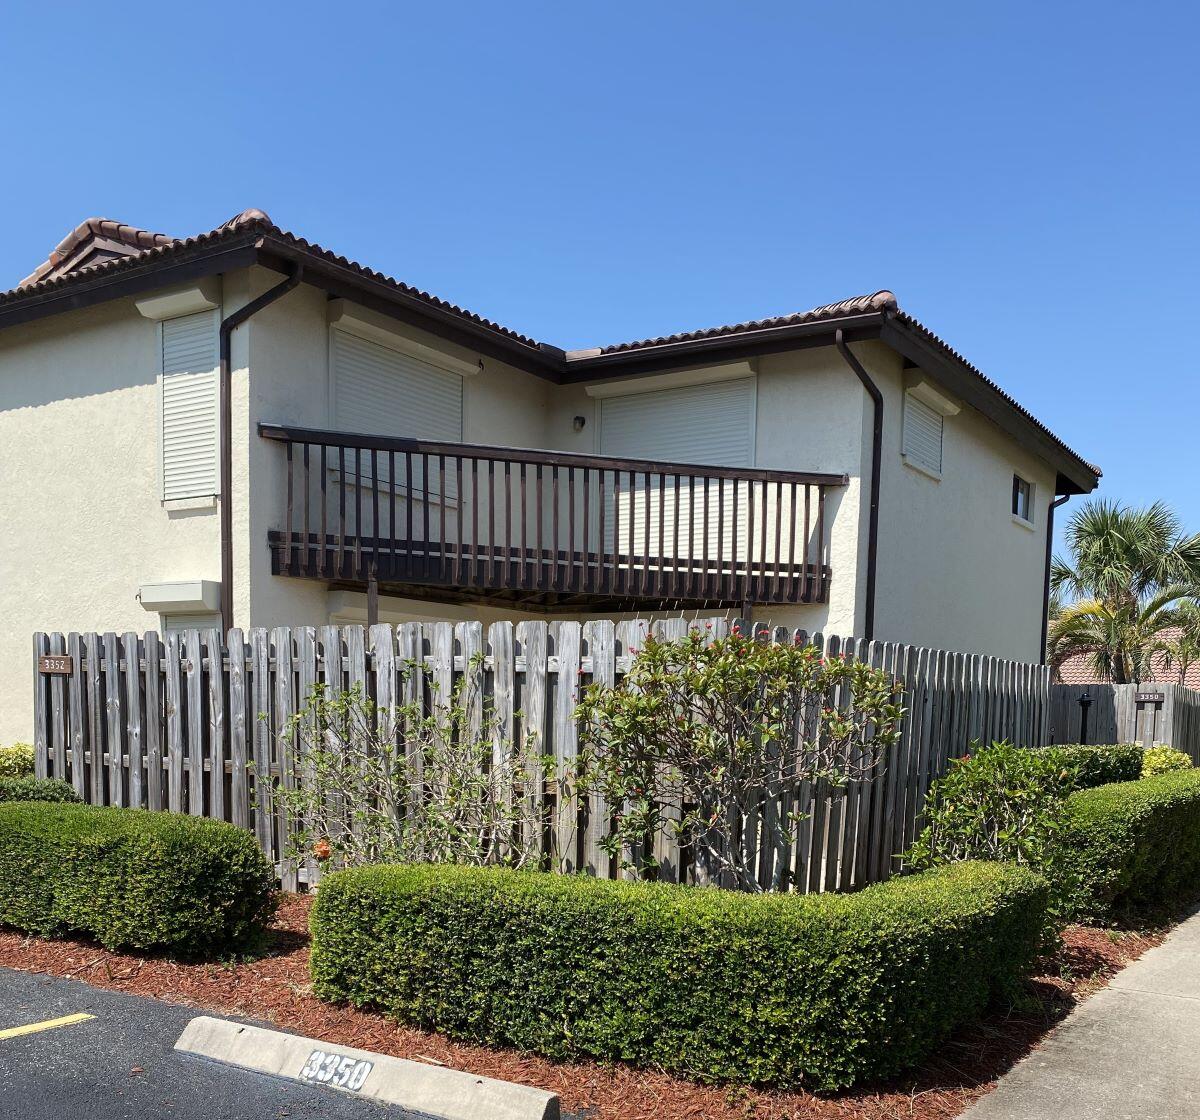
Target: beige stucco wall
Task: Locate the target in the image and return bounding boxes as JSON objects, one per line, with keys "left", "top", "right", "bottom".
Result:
{"left": 0, "top": 269, "right": 1062, "bottom": 742}
{"left": 870, "top": 359, "right": 1057, "bottom": 661}
{"left": 0, "top": 296, "right": 224, "bottom": 742}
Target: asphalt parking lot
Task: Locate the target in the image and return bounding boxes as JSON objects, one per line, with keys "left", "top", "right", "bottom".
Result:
{"left": 0, "top": 967, "right": 417, "bottom": 1119}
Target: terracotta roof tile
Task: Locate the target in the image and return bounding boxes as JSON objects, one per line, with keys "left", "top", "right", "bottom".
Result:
{"left": 592, "top": 291, "right": 899, "bottom": 354}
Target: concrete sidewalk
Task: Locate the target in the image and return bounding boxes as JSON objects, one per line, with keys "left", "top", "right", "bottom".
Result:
{"left": 963, "top": 910, "right": 1200, "bottom": 1120}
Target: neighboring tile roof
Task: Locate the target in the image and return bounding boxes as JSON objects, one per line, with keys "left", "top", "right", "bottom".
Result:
{"left": 3, "top": 209, "right": 1099, "bottom": 482}
{"left": 1057, "top": 630, "right": 1200, "bottom": 688}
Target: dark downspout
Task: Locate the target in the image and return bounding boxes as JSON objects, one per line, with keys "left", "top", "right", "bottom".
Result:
{"left": 834, "top": 329, "right": 882, "bottom": 641}
{"left": 1041, "top": 494, "right": 1070, "bottom": 665}
{"left": 219, "top": 266, "right": 304, "bottom": 632}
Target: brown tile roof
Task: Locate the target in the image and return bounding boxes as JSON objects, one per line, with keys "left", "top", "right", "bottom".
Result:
{"left": 3, "top": 210, "right": 1099, "bottom": 482}
{"left": 593, "top": 291, "right": 900, "bottom": 354}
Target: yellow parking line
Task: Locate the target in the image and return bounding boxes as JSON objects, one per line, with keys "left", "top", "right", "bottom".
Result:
{"left": 0, "top": 1013, "right": 95, "bottom": 1041}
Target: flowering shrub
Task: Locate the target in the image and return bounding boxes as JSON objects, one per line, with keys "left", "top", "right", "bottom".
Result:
{"left": 576, "top": 627, "right": 904, "bottom": 891}
{"left": 262, "top": 663, "right": 557, "bottom": 871}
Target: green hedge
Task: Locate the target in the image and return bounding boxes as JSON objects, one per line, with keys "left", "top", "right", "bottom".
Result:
{"left": 1040, "top": 743, "right": 1143, "bottom": 790}
{"left": 310, "top": 861, "right": 1047, "bottom": 1090}
{"left": 0, "top": 777, "right": 81, "bottom": 803}
{"left": 0, "top": 803, "right": 275, "bottom": 955}
{"left": 1058, "top": 769, "right": 1200, "bottom": 921}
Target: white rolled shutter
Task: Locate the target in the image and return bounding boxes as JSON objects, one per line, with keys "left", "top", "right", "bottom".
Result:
{"left": 903, "top": 393, "right": 944, "bottom": 474}
{"left": 333, "top": 330, "right": 463, "bottom": 441}
{"left": 600, "top": 379, "right": 755, "bottom": 467}
{"left": 161, "top": 310, "right": 219, "bottom": 501}
{"left": 600, "top": 379, "right": 756, "bottom": 561}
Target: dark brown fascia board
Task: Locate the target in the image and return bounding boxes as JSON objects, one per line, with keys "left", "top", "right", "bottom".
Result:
{"left": 0, "top": 235, "right": 261, "bottom": 332}
{"left": 879, "top": 318, "right": 1098, "bottom": 496}
{"left": 558, "top": 315, "right": 886, "bottom": 382}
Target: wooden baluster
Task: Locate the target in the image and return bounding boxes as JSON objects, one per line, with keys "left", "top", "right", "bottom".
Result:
{"left": 438, "top": 454, "right": 447, "bottom": 583}
{"left": 758, "top": 480, "right": 768, "bottom": 602}
{"left": 734, "top": 478, "right": 744, "bottom": 605}
{"left": 702, "top": 475, "right": 712, "bottom": 599}
{"left": 536, "top": 463, "right": 545, "bottom": 591}
{"left": 518, "top": 462, "right": 527, "bottom": 589}
{"left": 488, "top": 459, "right": 497, "bottom": 587}
{"left": 389, "top": 449, "right": 397, "bottom": 579}
{"left": 786, "top": 481, "right": 798, "bottom": 602}
{"left": 718, "top": 477, "right": 726, "bottom": 602}
{"left": 567, "top": 466, "right": 576, "bottom": 593}
{"left": 655, "top": 470, "right": 665, "bottom": 598}
{"left": 283, "top": 441, "right": 293, "bottom": 576}
{"left": 471, "top": 456, "right": 479, "bottom": 588}
{"left": 405, "top": 451, "right": 414, "bottom": 580}
{"left": 354, "top": 446, "right": 363, "bottom": 578}
{"left": 598, "top": 469, "right": 607, "bottom": 594}
{"left": 427, "top": 451, "right": 436, "bottom": 581}
{"left": 641, "top": 470, "right": 650, "bottom": 598}
{"left": 371, "top": 448, "right": 380, "bottom": 578}
{"left": 817, "top": 485, "right": 827, "bottom": 600}
{"left": 301, "top": 444, "right": 310, "bottom": 574}
{"left": 806, "top": 482, "right": 816, "bottom": 597}
{"left": 551, "top": 465, "right": 560, "bottom": 592}
{"left": 613, "top": 470, "right": 623, "bottom": 597}
{"left": 746, "top": 477, "right": 756, "bottom": 604}
{"left": 689, "top": 475, "right": 698, "bottom": 600}
{"left": 456, "top": 455, "right": 465, "bottom": 586}
{"left": 337, "top": 444, "right": 347, "bottom": 579}
{"left": 318, "top": 444, "right": 327, "bottom": 578}
{"left": 579, "top": 466, "right": 588, "bottom": 594}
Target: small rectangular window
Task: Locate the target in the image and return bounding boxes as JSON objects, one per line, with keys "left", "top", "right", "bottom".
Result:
{"left": 1012, "top": 475, "right": 1033, "bottom": 523}
{"left": 902, "top": 393, "right": 943, "bottom": 475}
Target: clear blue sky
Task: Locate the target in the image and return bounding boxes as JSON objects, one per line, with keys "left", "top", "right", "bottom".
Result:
{"left": 3, "top": 1, "right": 1195, "bottom": 552}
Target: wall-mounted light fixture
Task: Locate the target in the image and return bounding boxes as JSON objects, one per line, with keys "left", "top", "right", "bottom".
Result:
{"left": 573, "top": 415, "right": 587, "bottom": 432}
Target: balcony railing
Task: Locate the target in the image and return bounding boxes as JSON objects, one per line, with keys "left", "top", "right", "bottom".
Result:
{"left": 259, "top": 424, "right": 846, "bottom": 607}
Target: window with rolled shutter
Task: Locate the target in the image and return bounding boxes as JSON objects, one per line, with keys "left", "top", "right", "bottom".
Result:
{"left": 332, "top": 329, "right": 463, "bottom": 441}
{"left": 161, "top": 310, "right": 219, "bottom": 501}
{"left": 902, "top": 392, "right": 944, "bottom": 475}
{"left": 332, "top": 328, "right": 465, "bottom": 502}
{"left": 600, "top": 379, "right": 756, "bottom": 561}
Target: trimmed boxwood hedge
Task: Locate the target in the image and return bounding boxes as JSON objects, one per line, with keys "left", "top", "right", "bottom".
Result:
{"left": 1039, "top": 743, "right": 1143, "bottom": 790}
{"left": 0, "top": 802, "right": 275, "bottom": 955}
{"left": 310, "top": 860, "right": 1047, "bottom": 1090}
{"left": 0, "top": 776, "right": 81, "bottom": 803}
{"left": 1058, "top": 769, "right": 1200, "bottom": 921}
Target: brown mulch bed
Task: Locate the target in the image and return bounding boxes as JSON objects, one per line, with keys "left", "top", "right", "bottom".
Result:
{"left": 0, "top": 896, "right": 1165, "bottom": 1120}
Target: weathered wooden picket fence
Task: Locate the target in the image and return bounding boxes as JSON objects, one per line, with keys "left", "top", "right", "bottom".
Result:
{"left": 33, "top": 619, "right": 1050, "bottom": 893}
{"left": 1049, "top": 682, "right": 1200, "bottom": 761}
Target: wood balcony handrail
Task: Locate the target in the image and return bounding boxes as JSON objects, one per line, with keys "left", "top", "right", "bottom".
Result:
{"left": 258, "top": 422, "right": 849, "bottom": 487}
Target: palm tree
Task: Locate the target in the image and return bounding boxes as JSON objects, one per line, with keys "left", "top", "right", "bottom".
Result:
{"left": 1048, "top": 500, "right": 1200, "bottom": 684}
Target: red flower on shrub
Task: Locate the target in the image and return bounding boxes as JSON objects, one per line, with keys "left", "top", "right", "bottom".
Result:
{"left": 313, "top": 838, "right": 333, "bottom": 861}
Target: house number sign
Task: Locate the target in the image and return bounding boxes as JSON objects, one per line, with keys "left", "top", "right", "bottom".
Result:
{"left": 1136, "top": 691, "right": 1165, "bottom": 704}
{"left": 37, "top": 655, "right": 73, "bottom": 675}
{"left": 298, "top": 1048, "right": 374, "bottom": 1093}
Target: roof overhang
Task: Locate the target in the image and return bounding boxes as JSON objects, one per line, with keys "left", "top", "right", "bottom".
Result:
{"left": 0, "top": 227, "right": 1100, "bottom": 496}
{"left": 878, "top": 317, "right": 1098, "bottom": 496}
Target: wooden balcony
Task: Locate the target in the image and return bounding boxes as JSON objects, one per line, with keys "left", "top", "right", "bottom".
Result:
{"left": 259, "top": 424, "right": 846, "bottom": 610}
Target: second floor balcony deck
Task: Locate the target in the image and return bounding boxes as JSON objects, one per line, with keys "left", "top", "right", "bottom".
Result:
{"left": 259, "top": 423, "right": 847, "bottom": 611}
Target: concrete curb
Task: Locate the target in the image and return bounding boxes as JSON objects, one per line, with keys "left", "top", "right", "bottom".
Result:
{"left": 174, "top": 1015, "right": 559, "bottom": 1120}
